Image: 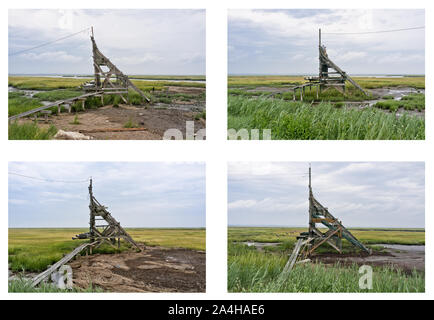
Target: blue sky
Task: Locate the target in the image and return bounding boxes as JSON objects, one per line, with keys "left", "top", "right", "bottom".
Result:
{"left": 9, "top": 162, "right": 205, "bottom": 228}
{"left": 8, "top": 9, "right": 205, "bottom": 75}
{"left": 228, "top": 162, "right": 425, "bottom": 228}
{"left": 228, "top": 9, "right": 425, "bottom": 75}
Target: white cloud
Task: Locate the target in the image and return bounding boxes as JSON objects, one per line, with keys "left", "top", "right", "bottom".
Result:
{"left": 21, "top": 51, "right": 82, "bottom": 63}
{"left": 228, "top": 162, "right": 424, "bottom": 228}
{"left": 228, "top": 9, "right": 424, "bottom": 74}
{"left": 9, "top": 9, "right": 205, "bottom": 74}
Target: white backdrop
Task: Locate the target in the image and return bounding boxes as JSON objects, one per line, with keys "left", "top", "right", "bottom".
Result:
{"left": 2, "top": 0, "right": 431, "bottom": 300}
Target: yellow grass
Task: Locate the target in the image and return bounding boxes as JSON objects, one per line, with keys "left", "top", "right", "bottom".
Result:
{"left": 9, "top": 228, "right": 205, "bottom": 272}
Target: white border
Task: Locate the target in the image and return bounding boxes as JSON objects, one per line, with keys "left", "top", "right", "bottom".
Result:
{"left": 2, "top": 0, "right": 432, "bottom": 300}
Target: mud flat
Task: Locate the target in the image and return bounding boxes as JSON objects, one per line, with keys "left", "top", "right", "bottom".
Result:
{"left": 70, "top": 246, "right": 206, "bottom": 292}
{"left": 313, "top": 245, "right": 425, "bottom": 273}
{"left": 18, "top": 104, "right": 205, "bottom": 140}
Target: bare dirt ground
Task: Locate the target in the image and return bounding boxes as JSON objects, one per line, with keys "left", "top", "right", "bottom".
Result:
{"left": 312, "top": 247, "right": 425, "bottom": 274}
{"left": 22, "top": 104, "right": 205, "bottom": 140}
{"left": 69, "top": 246, "right": 206, "bottom": 292}
{"left": 17, "top": 85, "right": 206, "bottom": 140}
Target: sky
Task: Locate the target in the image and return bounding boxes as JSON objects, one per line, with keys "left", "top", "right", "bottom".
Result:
{"left": 228, "top": 9, "right": 425, "bottom": 75}
{"left": 8, "top": 9, "right": 205, "bottom": 75}
{"left": 9, "top": 162, "right": 205, "bottom": 228}
{"left": 228, "top": 162, "right": 425, "bottom": 228}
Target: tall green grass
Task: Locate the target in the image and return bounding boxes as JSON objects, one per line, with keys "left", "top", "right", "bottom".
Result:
{"left": 228, "top": 244, "right": 424, "bottom": 293}
{"left": 8, "top": 278, "right": 102, "bottom": 293}
{"left": 228, "top": 96, "right": 425, "bottom": 140}
{"left": 8, "top": 122, "right": 58, "bottom": 140}
{"left": 8, "top": 94, "right": 43, "bottom": 117}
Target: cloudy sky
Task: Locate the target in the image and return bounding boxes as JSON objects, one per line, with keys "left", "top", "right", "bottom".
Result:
{"left": 228, "top": 162, "right": 424, "bottom": 228}
{"left": 8, "top": 9, "right": 205, "bottom": 75}
{"left": 9, "top": 162, "right": 205, "bottom": 228}
{"left": 228, "top": 9, "right": 425, "bottom": 75}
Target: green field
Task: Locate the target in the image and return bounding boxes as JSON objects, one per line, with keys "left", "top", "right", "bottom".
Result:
{"left": 228, "top": 75, "right": 425, "bottom": 89}
{"left": 228, "top": 76, "right": 425, "bottom": 140}
{"left": 8, "top": 76, "right": 206, "bottom": 139}
{"left": 9, "top": 228, "right": 205, "bottom": 273}
{"left": 8, "top": 76, "right": 205, "bottom": 91}
{"left": 228, "top": 227, "right": 425, "bottom": 293}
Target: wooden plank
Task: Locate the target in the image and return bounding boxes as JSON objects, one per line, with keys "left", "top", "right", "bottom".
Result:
{"left": 31, "top": 242, "right": 93, "bottom": 287}
{"left": 282, "top": 238, "right": 303, "bottom": 274}
{"left": 8, "top": 92, "right": 101, "bottom": 121}
{"left": 79, "top": 127, "right": 147, "bottom": 133}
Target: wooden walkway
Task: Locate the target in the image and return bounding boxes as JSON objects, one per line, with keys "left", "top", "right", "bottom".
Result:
{"left": 8, "top": 91, "right": 106, "bottom": 122}
{"left": 31, "top": 242, "right": 94, "bottom": 287}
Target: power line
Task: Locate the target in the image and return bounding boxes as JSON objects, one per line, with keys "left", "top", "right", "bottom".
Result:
{"left": 8, "top": 172, "right": 89, "bottom": 183}
{"left": 323, "top": 26, "right": 424, "bottom": 35}
{"left": 9, "top": 27, "right": 91, "bottom": 57}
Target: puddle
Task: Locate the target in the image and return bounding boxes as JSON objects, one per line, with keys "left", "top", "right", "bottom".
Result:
{"left": 8, "top": 86, "right": 42, "bottom": 97}
{"left": 240, "top": 241, "right": 280, "bottom": 248}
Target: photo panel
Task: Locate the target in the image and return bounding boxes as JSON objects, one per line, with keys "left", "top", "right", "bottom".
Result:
{"left": 8, "top": 161, "right": 206, "bottom": 293}
{"left": 228, "top": 161, "right": 425, "bottom": 293}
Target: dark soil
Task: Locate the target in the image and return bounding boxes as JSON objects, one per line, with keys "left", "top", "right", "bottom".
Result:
{"left": 69, "top": 246, "right": 206, "bottom": 292}
{"left": 312, "top": 248, "right": 424, "bottom": 274}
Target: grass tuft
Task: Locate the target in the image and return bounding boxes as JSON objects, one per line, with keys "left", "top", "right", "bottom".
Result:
{"left": 8, "top": 122, "right": 57, "bottom": 140}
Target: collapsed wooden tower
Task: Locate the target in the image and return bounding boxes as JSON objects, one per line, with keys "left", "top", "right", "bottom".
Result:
{"left": 31, "top": 178, "right": 140, "bottom": 287}
{"left": 73, "top": 178, "right": 141, "bottom": 252}
{"left": 293, "top": 29, "right": 367, "bottom": 101}
{"left": 315, "top": 29, "right": 367, "bottom": 95}
{"left": 9, "top": 27, "right": 150, "bottom": 122}
{"left": 282, "top": 165, "right": 371, "bottom": 274}
{"left": 84, "top": 27, "right": 150, "bottom": 104}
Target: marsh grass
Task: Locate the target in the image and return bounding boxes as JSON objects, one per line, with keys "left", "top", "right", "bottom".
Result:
{"left": 9, "top": 228, "right": 205, "bottom": 272}
{"left": 227, "top": 244, "right": 424, "bottom": 293}
{"left": 228, "top": 76, "right": 425, "bottom": 90}
{"left": 8, "top": 122, "right": 58, "bottom": 140}
{"left": 228, "top": 227, "right": 425, "bottom": 245}
{"left": 9, "top": 77, "right": 88, "bottom": 90}
{"left": 33, "top": 89, "right": 84, "bottom": 101}
{"left": 228, "top": 96, "right": 425, "bottom": 140}
{"left": 8, "top": 278, "right": 103, "bottom": 293}
{"left": 8, "top": 94, "right": 43, "bottom": 117}
{"left": 229, "top": 87, "right": 372, "bottom": 102}
{"left": 374, "top": 94, "right": 425, "bottom": 112}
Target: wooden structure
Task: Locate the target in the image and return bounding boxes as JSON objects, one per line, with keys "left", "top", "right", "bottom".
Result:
{"left": 73, "top": 178, "right": 141, "bottom": 252}
{"left": 9, "top": 27, "right": 150, "bottom": 122}
{"left": 292, "top": 29, "right": 367, "bottom": 101}
{"left": 84, "top": 27, "right": 150, "bottom": 104}
{"left": 31, "top": 178, "right": 140, "bottom": 287}
{"left": 282, "top": 165, "right": 371, "bottom": 274}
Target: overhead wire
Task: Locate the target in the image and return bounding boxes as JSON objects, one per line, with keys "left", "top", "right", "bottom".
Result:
{"left": 9, "top": 27, "right": 91, "bottom": 56}
{"left": 322, "top": 26, "right": 424, "bottom": 35}
{"left": 8, "top": 171, "right": 89, "bottom": 183}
